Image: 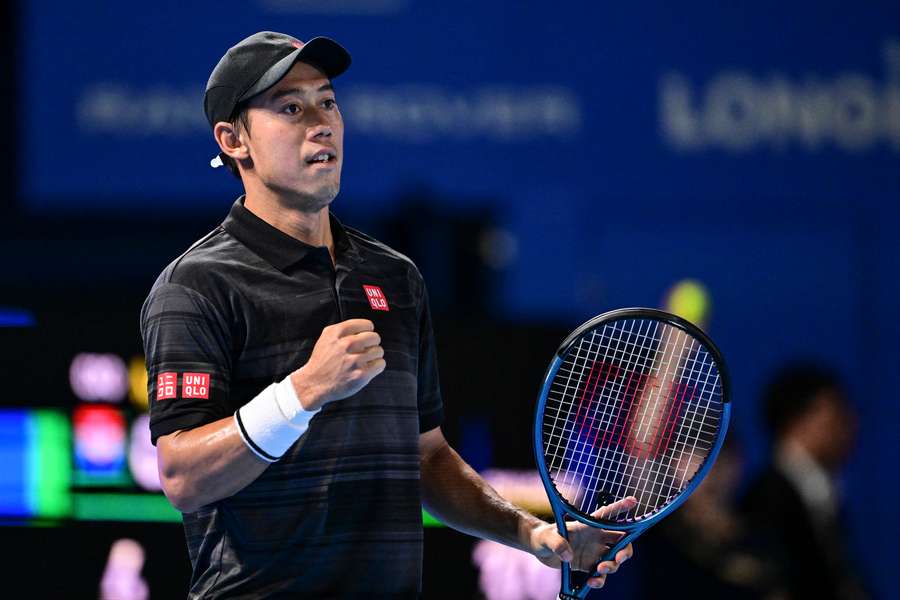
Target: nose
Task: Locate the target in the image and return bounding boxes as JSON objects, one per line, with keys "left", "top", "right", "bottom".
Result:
{"left": 308, "top": 124, "right": 332, "bottom": 140}
{"left": 305, "top": 104, "right": 333, "bottom": 139}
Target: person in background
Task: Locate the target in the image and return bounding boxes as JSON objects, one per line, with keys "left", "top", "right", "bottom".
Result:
{"left": 100, "top": 539, "right": 149, "bottom": 600}
{"left": 742, "top": 363, "right": 868, "bottom": 600}
{"left": 638, "top": 437, "right": 787, "bottom": 600}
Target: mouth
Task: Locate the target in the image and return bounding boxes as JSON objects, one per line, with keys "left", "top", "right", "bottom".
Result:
{"left": 305, "top": 149, "right": 337, "bottom": 167}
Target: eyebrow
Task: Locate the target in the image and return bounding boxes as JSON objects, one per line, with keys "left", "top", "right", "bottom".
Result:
{"left": 269, "top": 83, "right": 334, "bottom": 102}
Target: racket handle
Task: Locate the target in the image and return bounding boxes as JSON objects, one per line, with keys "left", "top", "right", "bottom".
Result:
{"left": 558, "top": 561, "right": 594, "bottom": 599}
{"left": 559, "top": 536, "right": 632, "bottom": 600}
{"left": 558, "top": 564, "right": 588, "bottom": 599}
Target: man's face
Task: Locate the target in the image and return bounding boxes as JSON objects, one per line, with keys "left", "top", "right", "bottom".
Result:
{"left": 805, "top": 389, "right": 857, "bottom": 470}
{"left": 241, "top": 60, "right": 344, "bottom": 210}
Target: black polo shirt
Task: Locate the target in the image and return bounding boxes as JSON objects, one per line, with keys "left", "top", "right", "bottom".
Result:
{"left": 140, "top": 196, "right": 443, "bottom": 599}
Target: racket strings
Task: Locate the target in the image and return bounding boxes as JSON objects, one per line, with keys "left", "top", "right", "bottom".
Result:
{"left": 578, "top": 323, "right": 717, "bottom": 517}
{"left": 542, "top": 318, "right": 724, "bottom": 522}
{"left": 585, "top": 327, "right": 715, "bottom": 517}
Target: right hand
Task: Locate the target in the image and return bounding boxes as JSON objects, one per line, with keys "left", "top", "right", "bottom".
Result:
{"left": 291, "top": 319, "right": 386, "bottom": 411}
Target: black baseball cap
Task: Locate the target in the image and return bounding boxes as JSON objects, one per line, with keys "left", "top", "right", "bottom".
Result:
{"left": 205, "top": 31, "right": 351, "bottom": 167}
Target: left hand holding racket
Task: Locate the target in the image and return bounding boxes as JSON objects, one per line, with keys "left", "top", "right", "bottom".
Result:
{"left": 530, "top": 496, "right": 638, "bottom": 589}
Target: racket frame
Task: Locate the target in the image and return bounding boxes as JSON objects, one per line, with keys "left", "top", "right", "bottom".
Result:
{"left": 532, "top": 308, "right": 731, "bottom": 599}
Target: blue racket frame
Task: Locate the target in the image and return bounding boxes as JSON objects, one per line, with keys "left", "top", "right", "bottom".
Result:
{"left": 532, "top": 308, "right": 731, "bottom": 600}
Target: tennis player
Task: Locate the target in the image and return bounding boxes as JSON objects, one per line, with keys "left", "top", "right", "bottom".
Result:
{"left": 141, "top": 31, "right": 634, "bottom": 598}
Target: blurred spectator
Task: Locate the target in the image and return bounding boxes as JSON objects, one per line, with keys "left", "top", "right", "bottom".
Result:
{"left": 99, "top": 538, "right": 149, "bottom": 600}
{"left": 638, "top": 438, "right": 787, "bottom": 600}
{"left": 742, "top": 363, "right": 868, "bottom": 600}
{"left": 472, "top": 540, "right": 559, "bottom": 600}
{"left": 470, "top": 470, "right": 559, "bottom": 600}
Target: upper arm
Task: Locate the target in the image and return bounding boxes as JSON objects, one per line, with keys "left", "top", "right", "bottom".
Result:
{"left": 415, "top": 280, "right": 444, "bottom": 433}
{"left": 156, "top": 429, "right": 182, "bottom": 476}
{"left": 419, "top": 426, "right": 448, "bottom": 465}
{"left": 142, "top": 281, "right": 234, "bottom": 446}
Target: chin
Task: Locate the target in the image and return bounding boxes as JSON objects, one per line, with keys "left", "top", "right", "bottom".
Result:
{"left": 270, "top": 178, "right": 340, "bottom": 212}
{"left": 298, "top": 184, "right": 340, "bottom": 212}
{"left": 311, "top": 182, "right": 340, "bottom": 208}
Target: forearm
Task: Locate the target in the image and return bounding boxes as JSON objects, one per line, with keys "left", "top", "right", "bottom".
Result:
{"left": 157, "top": 417, "right": 269, "bottom": 513}
{"left": 420, "top": 443, "right": 544, "bottom": 553}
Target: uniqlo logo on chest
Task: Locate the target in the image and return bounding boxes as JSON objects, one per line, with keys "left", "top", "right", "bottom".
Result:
{"left": 363, "top": 285, "right": 389, "bottom": 311}
{"left": 183, "top": 373, "right": 210, "bottom": 399}
{"left": 157, "top": 372, "right": 177, "bottom": 400}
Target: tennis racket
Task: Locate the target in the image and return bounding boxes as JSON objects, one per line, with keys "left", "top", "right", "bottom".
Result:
{"left": 533, "top": 308, "right": 730, "bottom": 599}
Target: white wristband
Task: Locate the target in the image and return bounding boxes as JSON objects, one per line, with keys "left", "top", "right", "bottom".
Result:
{"left": 234, "top": 374, "right": 320, "bottom": 463}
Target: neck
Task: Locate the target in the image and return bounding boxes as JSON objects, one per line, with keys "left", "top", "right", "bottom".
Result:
{"left": 243, "top": 189, "right": 334, "bottom": 257}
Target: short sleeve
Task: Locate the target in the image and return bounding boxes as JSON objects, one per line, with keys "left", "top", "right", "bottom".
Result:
{"left": 141, "top": 282, "right": 233, "bottom": 445}
{"left": 416, "top": 284, "right": 444, "bottom": 433}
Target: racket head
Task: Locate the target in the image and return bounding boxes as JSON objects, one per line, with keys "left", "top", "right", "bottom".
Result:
{"left": 533, "top": 308, "right": 730, "bottom": 531}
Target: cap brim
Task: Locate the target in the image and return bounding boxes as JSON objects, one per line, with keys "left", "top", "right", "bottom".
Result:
{"left": 239, "top": 37, "right": 351, "bottom": 103}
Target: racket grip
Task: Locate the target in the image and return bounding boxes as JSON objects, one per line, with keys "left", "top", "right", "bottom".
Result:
{"left": 558, "top": 568, "right": 591, "bottom": 599}
{"left": 559, "top": 560, "right": 603, "bottom": 599}
{"left": 561, "top": 537, "right": 632, "bottom": 600}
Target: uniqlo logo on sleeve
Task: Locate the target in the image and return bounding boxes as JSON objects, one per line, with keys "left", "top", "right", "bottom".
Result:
{"left": 183, "top": 373, "right": 210, "bottom": 399}
{"left": 363, "top": 285, "right": 389, "bottom": 311}
{"left": 156, "top": 372, "right": 177, "bottom": 400}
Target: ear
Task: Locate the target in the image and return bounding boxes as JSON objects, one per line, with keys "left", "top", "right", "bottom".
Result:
{"left": 213, "top": 121, "right": 250, "bottom": 162}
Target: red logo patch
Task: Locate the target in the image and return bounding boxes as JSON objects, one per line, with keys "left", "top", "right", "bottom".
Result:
{"left": 363, "top": 285, "right": 389, "bottom": 311}
{"left": 157, "top": 372, "right": 177, "bottom": 400}
{"left": 183, "top": 373, "right": 210, "bottom": 399}
{"left": 291, "top": 40, "right": 304, "bottom": 49}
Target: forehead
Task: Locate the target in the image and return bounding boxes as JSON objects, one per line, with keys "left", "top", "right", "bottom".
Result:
{"left": 265, "top": 61, "right": 331, "bottom": 96}
{"left": 816, "top": 388, "right": 849, "bottom": 412}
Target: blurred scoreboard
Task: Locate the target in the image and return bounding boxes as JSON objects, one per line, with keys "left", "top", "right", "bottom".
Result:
{"left": 0, "top": 347, "right": 179, "bottom": 523}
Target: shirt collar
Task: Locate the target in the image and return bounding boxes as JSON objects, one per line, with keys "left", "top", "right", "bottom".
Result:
{"left": 775, "top": 440, "right": 837, "bottom": 520}
{"left": 222, "top": 196, "right": 362, "bottom": 272}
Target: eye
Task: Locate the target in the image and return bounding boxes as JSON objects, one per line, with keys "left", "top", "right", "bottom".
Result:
{"left": 322, "top": 98, "right": 337, "bottom": 110}
{"left": 282, "top": 103, "right": 301, "bottom": 115}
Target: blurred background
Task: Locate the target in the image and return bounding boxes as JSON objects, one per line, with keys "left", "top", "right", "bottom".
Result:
{"left": 1, "top": 1, "right": 898, "bottom": 598}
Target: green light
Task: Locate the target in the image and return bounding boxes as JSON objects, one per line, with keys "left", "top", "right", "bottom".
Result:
{"left": 69, "top": 493, "right": 443, "bottom": 527}
{"left": 422, "top": 509, "right": 442, "bottom": 528}
{"left": 73, "top": 493, "right": 181, "bottom": 522}
{"left": 72, "top": 471, "right": 133, "bottom": 487}
{"left": 27, "top": 410, "right": 72, "bottom": 518}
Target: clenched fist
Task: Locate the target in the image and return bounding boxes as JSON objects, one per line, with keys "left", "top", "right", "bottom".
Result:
{"left": 290, "top": 319, "right": 385, "bottom": 411}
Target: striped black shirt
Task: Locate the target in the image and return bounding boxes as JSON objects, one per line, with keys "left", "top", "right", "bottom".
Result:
{"left": 140, "top": 196, "right": 443, "bottom": 598}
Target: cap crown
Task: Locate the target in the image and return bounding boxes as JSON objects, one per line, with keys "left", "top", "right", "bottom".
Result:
{"left": 204, "top": 32, "right": 301, "bottom": 127}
